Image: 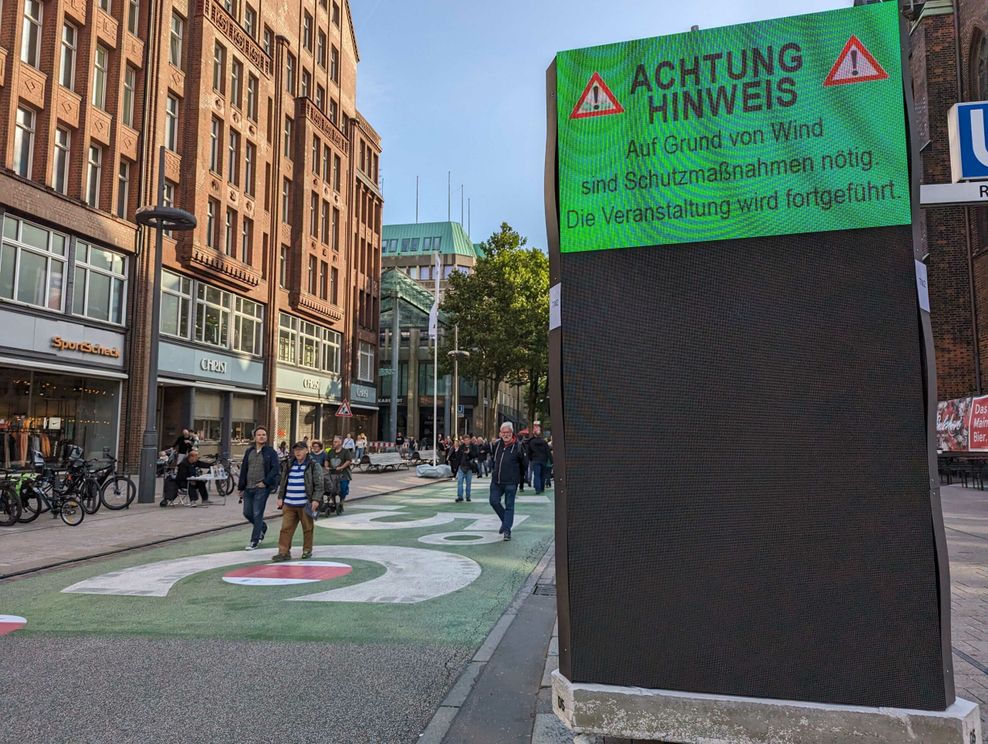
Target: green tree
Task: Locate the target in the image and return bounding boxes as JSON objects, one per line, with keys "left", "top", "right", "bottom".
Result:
{"left": 440, "top": 223, "right": 549, "bottom": 433}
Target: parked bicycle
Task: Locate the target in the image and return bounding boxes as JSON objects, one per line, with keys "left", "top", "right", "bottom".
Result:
{"left": 0, "top": 470, "right": 24, "bottom": 526}
{"left": 15, "top": 468, "right": 85, "bottom": 526}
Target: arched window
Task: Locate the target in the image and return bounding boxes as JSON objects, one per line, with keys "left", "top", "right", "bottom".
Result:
{"left": 972, "top": 30, "right": 988, "bottom": 101}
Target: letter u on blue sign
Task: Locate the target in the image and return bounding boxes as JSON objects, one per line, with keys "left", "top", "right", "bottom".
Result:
{"left": 959, "top": 102, "right": 988, "bottom": 179}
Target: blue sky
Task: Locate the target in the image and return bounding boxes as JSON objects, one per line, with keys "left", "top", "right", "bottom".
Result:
{"left": 350, "top": 0, "right": 853, "bottom": 250}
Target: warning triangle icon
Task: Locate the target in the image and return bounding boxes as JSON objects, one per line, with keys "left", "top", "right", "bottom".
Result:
{"left": 570, "top": 72, "right": 624, "bottom": 119}
{"left": 823, "top": 35, "right": 889, "bottom": 86}
{"left": 336, "top": 400, "right": 353, "bottom": 417}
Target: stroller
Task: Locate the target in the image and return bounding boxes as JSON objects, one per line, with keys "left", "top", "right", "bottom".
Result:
{"left": 318, "top": 470, "right": 343, "bottom": 517}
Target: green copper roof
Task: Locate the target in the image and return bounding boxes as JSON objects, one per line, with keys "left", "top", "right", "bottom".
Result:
{"left": 382, "top": 221, "right": 476, "bottom": 259}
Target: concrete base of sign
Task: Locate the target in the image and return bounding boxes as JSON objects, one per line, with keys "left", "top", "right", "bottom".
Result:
{"left": 552, "top": 671, "right": 982, "bottom": 744}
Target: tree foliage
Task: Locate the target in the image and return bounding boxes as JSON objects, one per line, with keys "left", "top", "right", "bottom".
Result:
{"left": 440, "top": 223, "right": 549, "bottom": 432}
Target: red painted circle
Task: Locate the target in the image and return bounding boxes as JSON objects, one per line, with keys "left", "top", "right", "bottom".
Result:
{"left": 0, "top": 615, "right": 26, "bottom": 636}
{"left": 222, "top": 561, "right": 352, "bottom": 586}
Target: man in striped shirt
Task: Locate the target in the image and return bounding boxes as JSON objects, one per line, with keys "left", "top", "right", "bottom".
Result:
{"left": 272, "top": 442, "right": 323, "bottom": 562}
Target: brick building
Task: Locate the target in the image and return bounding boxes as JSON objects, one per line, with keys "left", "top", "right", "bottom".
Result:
{"left": 910, "top": 0, "right": 988, "bottom": 400}
{"left": 0, "top": 0, "right": 381, "bottom": 468}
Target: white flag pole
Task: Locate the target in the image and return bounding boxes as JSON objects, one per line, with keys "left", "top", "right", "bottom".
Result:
{"left": 430, "top": 251, "right": 441, "bottom": 465}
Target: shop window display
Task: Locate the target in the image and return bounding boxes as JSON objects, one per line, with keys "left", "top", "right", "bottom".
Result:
{"left": 0, "top": 369, "right": 119, "bottom": 467}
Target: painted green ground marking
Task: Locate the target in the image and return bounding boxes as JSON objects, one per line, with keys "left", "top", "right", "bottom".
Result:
{"left": 0, "top": 479, "right": 553, "bottom": 649}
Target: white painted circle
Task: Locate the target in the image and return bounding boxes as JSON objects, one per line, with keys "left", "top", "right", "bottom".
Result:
{"left": 418, "top": 532, "right": 503, "bottom": 545}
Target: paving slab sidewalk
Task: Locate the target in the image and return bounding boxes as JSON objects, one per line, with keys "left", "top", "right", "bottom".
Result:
{"left": 0, "top": 467, "right": 435, "bottom": 577}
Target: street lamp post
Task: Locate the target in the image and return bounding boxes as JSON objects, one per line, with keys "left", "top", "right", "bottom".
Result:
{"left": 447, "top": 324, "right": 470, "bottom": 440}
{"left": 135, "top": 146, "right": 197, "bottom": 504}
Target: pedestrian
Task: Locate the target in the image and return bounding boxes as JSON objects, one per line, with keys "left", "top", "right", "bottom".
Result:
{"left": 272, "top": 442, "right": 322, "bottom": 561}
{"left": 343, "top": 432, "right": 356, "bottom": 458}
{"left": 177, "top": 449, "right": 210, "bottom": 506}
{"left": 277, "top": 440, "right": 290, "bottom": 459}
{"left": 449, "top": 434, "right": 477, "bottom": 502}
{"left": 489, "top": 422, "right": 528, "bottom": 541}
{"left": 237, "top": 426, "right": 282, "bottom": 550}
{"left": 475, "top": 435, "right": 491, "bottom": 478}
{"left": 173, "top": 428, "right": 195, "bottom": 465}
{"left": 355, "top": 432, "right": 368, "bottom": 462}
{"left": 517, "top": 427, "right": 529, "bottom": 492}
{"left": 526, "top": 424, "right": 551, "bottom": 494}
{"left": 309, "top": 440, "right": 328, "bottom": 515}
{"left": 327, "top": 435, "right": 353, "bottom": 514}
{"left": 395, "top": 431, "right": 405, "bottom": 448}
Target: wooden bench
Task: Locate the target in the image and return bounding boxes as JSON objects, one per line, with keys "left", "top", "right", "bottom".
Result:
{"left": 364, "top": 452, "right": 409, "bottom": 472}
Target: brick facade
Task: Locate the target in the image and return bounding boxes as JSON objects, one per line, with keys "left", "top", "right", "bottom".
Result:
{"left": 913, "top": 0, "right": 988, "bottom": 400}
{"left": 0, "top": 0, "right": 380, "bottom": 468}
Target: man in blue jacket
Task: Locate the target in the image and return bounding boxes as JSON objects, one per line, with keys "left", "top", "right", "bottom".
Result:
{"left": 489, "top": 421, "right": 529, "bottom": 541}
{"left": 237, "top": 426, "right": 282, "bottom": 550}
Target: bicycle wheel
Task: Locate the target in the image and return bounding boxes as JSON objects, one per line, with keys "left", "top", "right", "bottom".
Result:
{"left": 214, "top": 472, "right": 234, "bottom": 497}
{"left": 80, "top": 480, "right": 101, "bottom": 515}
{"left": 100, "top": 475, "right": 136, "bottom": 510}
{"left": 0, "top": 484, "right": 22, "bottom": 526}
{"left": 60, "top": 498, "right": 84, "bottom": 526}
{"left": 18, "top": 487, "right": 43, "bottom": 524}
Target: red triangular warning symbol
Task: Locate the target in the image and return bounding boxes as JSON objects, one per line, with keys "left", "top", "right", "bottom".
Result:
{"left": 570, "top": 72, "right": 624, "bottom": 119}
{"left": 336, "top": 400, "right": 353, "bottom": 417}
{"left": 823, "top": 35, "right": 888, "bottom": 86}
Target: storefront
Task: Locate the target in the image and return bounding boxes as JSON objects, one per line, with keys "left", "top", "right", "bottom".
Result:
{"left": 157, "top": 270, "right": 266, "bottom": 458}
{"left": 0, "top": 214, "right": 129, "bottom": 466}
{"left": 349, "top": 382, "right": 378, "bottom": 442}
{"left": 274, "top": 366, "right": 343, "bottom": 447}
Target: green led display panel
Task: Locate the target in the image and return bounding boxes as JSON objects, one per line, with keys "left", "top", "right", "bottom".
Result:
{"left": 556, "top": 2, "right": 910, "bottom": 253}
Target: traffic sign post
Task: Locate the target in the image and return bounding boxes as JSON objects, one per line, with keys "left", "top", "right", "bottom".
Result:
{"left": 546, "top": 4, "right": 977, "bottom": 742}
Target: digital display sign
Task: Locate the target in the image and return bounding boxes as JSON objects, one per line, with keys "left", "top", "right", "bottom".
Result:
{"left": 556, "top": 2, "right": 910, "bottom": 252}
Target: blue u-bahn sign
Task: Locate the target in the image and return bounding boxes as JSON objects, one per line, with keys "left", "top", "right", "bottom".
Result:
{"left": 949, "top": 101, "right": 988, "bottom": 181}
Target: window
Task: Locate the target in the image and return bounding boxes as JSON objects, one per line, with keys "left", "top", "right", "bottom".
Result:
{"left": 319, "top": 260, "right": 328, "bottom": 299}
{"left": 161, "top": 270, "right": 192, "bottom": 337}
{"left": 331, "top": 266, "right": 338, "bottom": 304}
{"left": 123, "top": 65, "right": 137, "bottom": 127}
{"left": 301, "top": 69, "right": 311, "bottom": 99}
{"left": 53, "top": 128, "right": 70, "bottom": 194}
{"left": 330, "top": 46, "right": 339, "bottom": 83}
{"left": 206, "top": 198, "right": 218, "bottom": 248}
{"left": 223, "top": 0, "right": 237, "bottom": 18}
{"left": 60, "top": 23, "right": 77, "bottom": 90}
{"left": 92, "top": 45, "right": 109, "bottom": 110}
{"left": 247, "top": 74, "right": 258, "bottom": 121}
{"left": 322, "top": 145, "right": 330, "bottom": 180}
{"left": 315, "top": 85, "right": 325, "bottom": 112}
{"left": 263, "top": 26, "right": 273, "bottom": 55}
{"left": 278, "top": 314, "right": 339, "bottom": 371}
{"left": 317, "top": 31, "right": 327, "bottom": 68}
{"left": 169, "top": 12, "right": 184, "bottom": 68}
{"left": 332, "top": 154, "right": 341, "bottom": 191}
{"left": 195, "top": 283, "right": 231, "bottom": 347}
{"left": 329, "top": 99, "right": 338, "bottom": 126}
{"left": 13, "top": 107, "right": 35, "bottom": 179}
{"left": 332, "top": 1, "right": 340, "bottom": 26}
{"left": 358, "top": 342, "right": 374, "bottom": 382}
{"left": 332, "top": 207, "right": 340, "bottom": 250}
{"left": 165, "top": 95, "right": 180, "bottom": 150}
{"left": 245, "top": 142, "right": 256, "bottom": 196}
{"left": 213, "top": 43, "right": 226, "bottom": 94}
{"left": 308, "top": 255, "right": 317, "bottom": 294}
{"left": 282, "top": 178, "right": 291, "bottom": 222}
{"left": 283, "top": 116, "right": 293, "bottom": 158}
{"left": 161, "top": 180, "right": 176, "bottom": 237}
{"left": 278, "top": 313, "right": 297, "bottom": 364}
{"left": 0, "top": 216, "right": 68, "bottom": 311}
{"left": 311, "top": 135, "right": 320, "bottom": 171}
{"left": 86, "top": 146, "right": 103, "bottom": 209}
{"left": 99, "top": 0, "right": 110, "bottom": 11}
{"left": 286, "top": 53, "right": 296, "bottom": 94}
{"left": 72, "top": 242, "right": 127, "bottom": 324}
{"left": 231, "top": 59, "right": 243, "bottom": 108}
{"left": 210, "top": 117, "right": 222, "bottom": 172}
{"left": 303, "top": 12, "right": 312, "bottom": 50}
{"left": 321, "top": 201, "right": 330, "bottom": 243}
{"left": 225, "top": 209, "right": 235, "bottom": 256}
{"left": 309, "top": 192, "right": 319, "bottom": 237}
{"left": 241, "top": 217, "right": 253, "bottom": 263}
{"left": 279, "top": 245, "right": 289, "bottom": 288}
{"left": 228, "top": 129, "right": 240, "bottom": 185}
{"left": 400, "top": 238, "right": 411, "bottom": 253}
{"left": 233, "top": 296, "right": 263, "bottom": 354}
{"left": 116, "top": 161, "right": 130, "bottom": 218}
{"left": 324, "top": 324, "right": 340, "bottom": 371}
{"left": 21, "top": 0, "right": 42, "bottom": 68}
{"left": 243, "top": 4, "right": 256, "bottom": 37}
{"left": 127, "top": 0, "right": 139, "bottom": 35}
